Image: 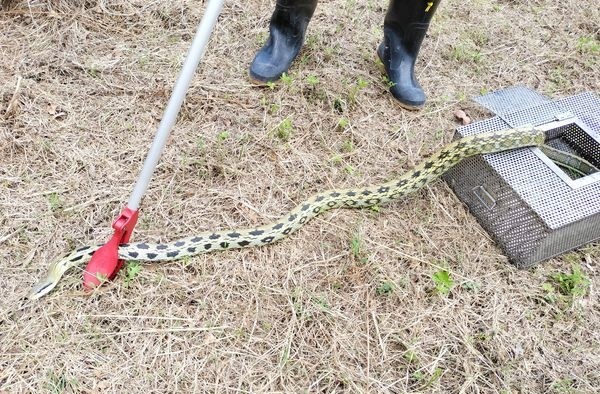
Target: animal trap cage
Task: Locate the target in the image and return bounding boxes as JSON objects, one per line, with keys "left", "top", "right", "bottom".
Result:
{"left": 443, "top": 87, "right": 600, "bottom": 267}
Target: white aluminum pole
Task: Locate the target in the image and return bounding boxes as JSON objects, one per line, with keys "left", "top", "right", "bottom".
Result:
{"left": 127, "top": 0, "right": 225, "bottom": 210}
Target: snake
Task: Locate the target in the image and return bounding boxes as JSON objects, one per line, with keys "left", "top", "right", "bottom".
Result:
{"left": 29, "top": 127, "right": 549, "bottom": 300}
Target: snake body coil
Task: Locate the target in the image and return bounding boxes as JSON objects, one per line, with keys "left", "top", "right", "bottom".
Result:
{"left": 30, "top": 127, "right": 546, "bottom": 300}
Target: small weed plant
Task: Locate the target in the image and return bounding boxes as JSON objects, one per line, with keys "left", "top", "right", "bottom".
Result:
{"left": 432, "top": 269, "right": 454, "bottom": 295}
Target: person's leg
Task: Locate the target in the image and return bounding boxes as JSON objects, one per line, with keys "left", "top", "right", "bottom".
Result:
{"left": 378, "top": 0, "right": 441, "bottom": 110}
{"left": 249, "top": 0, "right": 318, "bottom": 82}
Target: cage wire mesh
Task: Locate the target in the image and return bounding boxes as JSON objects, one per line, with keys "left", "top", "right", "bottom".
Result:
{"left": 443, "top": 87, "right": 600, "bottom": 267}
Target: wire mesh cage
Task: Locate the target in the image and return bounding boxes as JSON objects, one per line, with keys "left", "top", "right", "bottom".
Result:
{"left": 443, "top": 87, "right": 600, "bottom": 267}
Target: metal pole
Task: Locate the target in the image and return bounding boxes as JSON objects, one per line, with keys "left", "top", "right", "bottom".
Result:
{"left": 127, "top": 0, "right": 225, "bottom": 210}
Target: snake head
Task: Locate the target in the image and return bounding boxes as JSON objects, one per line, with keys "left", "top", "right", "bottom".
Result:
{"left": 29, "top": 279, "right": 57, "bottom": 300}
{"left": 29, "top": 249, "right": 96, "bottom": 300}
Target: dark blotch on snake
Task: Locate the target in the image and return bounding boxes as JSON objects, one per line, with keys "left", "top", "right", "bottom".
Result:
{"left": 204, "top": 243, "right": 212, "bottom": 250}
{"left": 329, "top": 192, "right": 340, "bottom": 197}
{"left": 157, "top": 244, "right": 168, "bottom": 250}
{"left": 366, "top": 198, "right": 381, "bottom": 205}
{"left": 299, "top": 217, "right": 307, "bottom": 224}
{"left": 174, "top": 241, "right": 185, "bottom": 247}
{"left": 167, "top": 251, "right": 180, "bottom": 258}
{"left": 71, "top": 255, "right": 84, "bottom": 262}
{"left": 315, "top": 195, "right": 324, "bottom": 202}
{"left": 411, "top": 171, "right": 421, "bottom": 178}
{"left": 191, "top": 236, "right": 203, "bottom": 243}
{"left": 147, "top": 253, "right": 158, "bottom": 259}
{"left": 220, "top": 242, "right": 230, "bottom": 249}
{"left": 76, "top": 246, "right": 90, "bottom": 252}
{"left": 327, "top": 201, "right": 336, "bottom": 207}
{"left": 249, "top": 229, "right": 264, "bottom": 236}
{"left": 397, "top": 180, "right": 408, "bottom": 187}
{"left": 227, "top": 232, "right": 241, "bottom": 238}
{"left": 273, "top": 223, "right": 284, "bottom": 230}
{"left": 301, "top": 204, "right": 310, "bottom": 211}
{"left": 312, "top": 207, "right": 321, "bottom": 213}
{"left": 361, "top": 190, "right": 372, "bottom": 196}
{"left": 287, "top": 215, "right": 296, "bottom": 222}
{"left": 128, "top": 251, "right": 139, "bottom": 258}
{"left": 262, "top": 236, "right": 275, "bottom": 243}
{"left": 424, "top": 161, "right": 434, "bottom": 169}
{"left": 137, "top": 243, "right": 150, "bottom": 250}
{"left": 238, "top": 240, "right": 250, "bottom": 247}
{"left": 346, "top": 191, "right": 356, "bottom": 196}
{"left": 378, "top": 187, "right": 389, "bottom": 193}
{"left": 283, "top": 228, "right": 292, "bottom": 235}
{"left": 187, "top": 247, "right": 197, "bottom": 253}
{"left": 209, "top": 233, "right": 220, "bottom": 240}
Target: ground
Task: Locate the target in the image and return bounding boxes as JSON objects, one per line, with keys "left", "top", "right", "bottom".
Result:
{"left": 1, "top": 0, "right": 599, "bottom": 392}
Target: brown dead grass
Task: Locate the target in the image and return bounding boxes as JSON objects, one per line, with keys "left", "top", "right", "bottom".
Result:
{"left": 1, "top": 0, "right": 599, "bottom": 392}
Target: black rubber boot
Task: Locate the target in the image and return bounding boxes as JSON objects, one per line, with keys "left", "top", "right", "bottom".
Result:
{"left": 377, "top": 0, "right": 441, "bottom": 110}
{"left": 249, "top": 0, "right": 318, "bottom": 83}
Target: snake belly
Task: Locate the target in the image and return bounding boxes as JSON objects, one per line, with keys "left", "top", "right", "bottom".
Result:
{"left": 29, "top": 127, "right": 546, "bottom": 300}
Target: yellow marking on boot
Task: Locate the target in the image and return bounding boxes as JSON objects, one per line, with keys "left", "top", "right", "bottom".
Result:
{"left": 425, "top": 2, "right": 434, "bottom": 12}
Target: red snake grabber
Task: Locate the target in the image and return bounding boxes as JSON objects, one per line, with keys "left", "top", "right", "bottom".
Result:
{"left": 82, "top": 0, "right": 225, "bottom": 290}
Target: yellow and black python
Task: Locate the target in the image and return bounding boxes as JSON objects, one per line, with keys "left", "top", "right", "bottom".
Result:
{"left": 30, "top": 127, "right": 548, "bottom": 300}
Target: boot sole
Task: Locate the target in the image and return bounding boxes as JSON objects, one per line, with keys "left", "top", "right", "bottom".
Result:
{"left": 249, "top": 75, "right": 272, "bottom": 86}
{"left": 248, "top": 71, "right": 280, "bottom": 86}
{"left": 395, "top": 100, "right": 424, "bottom": 111}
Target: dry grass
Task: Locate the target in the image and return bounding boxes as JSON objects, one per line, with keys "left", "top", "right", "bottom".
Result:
{"left": 1, "top": 0, "right": 599, "bottom": 392}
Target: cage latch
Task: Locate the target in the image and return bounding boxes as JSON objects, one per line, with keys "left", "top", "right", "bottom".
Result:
{"left": 473, "top": 185, "right": 496, "bottom": 210}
